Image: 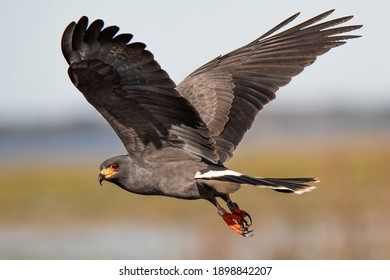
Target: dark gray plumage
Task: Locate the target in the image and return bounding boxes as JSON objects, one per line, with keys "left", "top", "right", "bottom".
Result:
{"left": 62, "top": 10, "right": 361, "bottom": 236}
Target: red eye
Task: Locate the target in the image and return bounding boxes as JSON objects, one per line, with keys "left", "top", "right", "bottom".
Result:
{"left": 111, "top": 163, "right": 119, "bottom": 170}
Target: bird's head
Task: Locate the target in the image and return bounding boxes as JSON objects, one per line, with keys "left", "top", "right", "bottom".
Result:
{"left": 98, "top": 155, "right": 130, "bottom": 186}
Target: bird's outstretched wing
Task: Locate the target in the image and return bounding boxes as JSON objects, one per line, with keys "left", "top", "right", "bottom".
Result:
{"left": 177, "top": 10, "right": 362, "bottom": 162}
{"left": 62, "top": 17, "right": 218, "bottom": 164}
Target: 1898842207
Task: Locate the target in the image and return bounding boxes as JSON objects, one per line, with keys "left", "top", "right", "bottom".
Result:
{"left": 212, "top": 266, "right": 272, "bottom": 276}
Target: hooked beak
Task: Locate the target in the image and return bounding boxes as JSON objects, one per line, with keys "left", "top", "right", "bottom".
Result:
{"left": 98, "top": 166, "right": 118, "bottom": 186}
{"left": 98, "top": 172, "right": 105, "bottom": 186}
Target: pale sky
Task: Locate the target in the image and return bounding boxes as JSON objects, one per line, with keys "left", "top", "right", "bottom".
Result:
{"left": 0, "top": 0, "right": 388, "bottom": 126}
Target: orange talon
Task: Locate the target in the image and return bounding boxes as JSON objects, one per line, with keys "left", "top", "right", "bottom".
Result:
{"left": 232, "top": 208, "right": 252, "bottom": 227}
{"left": 218, "top": 208, "right": 253, "bottom": 237}
{"left": 222, "top": 213, "right": 247, "bottom": 235}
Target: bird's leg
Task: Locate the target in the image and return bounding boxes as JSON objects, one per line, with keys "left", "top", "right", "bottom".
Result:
{"left": 214, "top": 195, "right": 253, "bottom": 237}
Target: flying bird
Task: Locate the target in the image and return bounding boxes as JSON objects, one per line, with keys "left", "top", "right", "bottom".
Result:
{"left": 61, "top": 10, "right": 361, "bottom": 237}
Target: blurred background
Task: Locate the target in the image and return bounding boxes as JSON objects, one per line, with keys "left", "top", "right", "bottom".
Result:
{"left": 1, "top": 0, "right": 389, "bottom": 259}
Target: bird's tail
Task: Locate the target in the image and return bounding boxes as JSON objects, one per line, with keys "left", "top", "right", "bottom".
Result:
{"left": 195, "top": 169, "right": 318, "bottom": 194}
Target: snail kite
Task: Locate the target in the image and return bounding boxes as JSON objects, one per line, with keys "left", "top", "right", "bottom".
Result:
{"left": 61, "top": 10, "right": 361, "bottom": 236}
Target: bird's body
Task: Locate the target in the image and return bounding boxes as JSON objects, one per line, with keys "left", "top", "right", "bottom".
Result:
{"left": 100, "top": 154, "right": 206, "bottom": 199}
{"left": 62, "top": 10, "right": 361, "bottom": 236}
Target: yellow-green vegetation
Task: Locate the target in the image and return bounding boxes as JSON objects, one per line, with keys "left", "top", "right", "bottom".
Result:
{"left": 1, "top": 136, "right": 389, "bottom": 259}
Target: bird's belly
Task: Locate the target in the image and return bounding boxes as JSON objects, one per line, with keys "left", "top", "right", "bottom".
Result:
{"left": 153, "top": 180, "right": 201, "bottom": 200}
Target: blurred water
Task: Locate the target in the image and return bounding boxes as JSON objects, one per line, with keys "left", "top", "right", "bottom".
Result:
{"left": 0, "top": 123, "right": 124, "bottom": 165}
{"left": 1, "top": 214, "right": 389, "bottom": 259}
{"left": 0, "top": 222, "right": 194, "bottom": 259}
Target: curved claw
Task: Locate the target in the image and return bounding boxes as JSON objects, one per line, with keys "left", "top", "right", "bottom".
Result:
{"left": 217, "top": 202, "right": 254, "bottom": 237}
{"left": 243, "top": 212, "right": 252, "bottom": 227}
{"left": 232, "top": 208, "right": 252, "bottom": 227}
{"left": 242, "top": 229, "right": 254, "bottom": 238}
{"left": 221, "top": 212, "right": 254, "bottom": 237}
